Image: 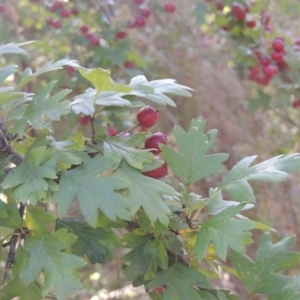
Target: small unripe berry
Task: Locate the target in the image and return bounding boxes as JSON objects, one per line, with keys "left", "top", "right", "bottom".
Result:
{"left": 142, "top": 158, "right": 168, "bottom": 179}
{"left": 164, "top": 3, "right": 176, "bottom": 13}
{"left": 144, "top": 132, "right": 168, "bottom": 154}
{"left": 137, "top": 106, "right": 159, "bottom": 128}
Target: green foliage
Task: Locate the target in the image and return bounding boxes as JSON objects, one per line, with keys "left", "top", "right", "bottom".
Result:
{"left": 0, "top": 41, "right": 300, "bottom": 300}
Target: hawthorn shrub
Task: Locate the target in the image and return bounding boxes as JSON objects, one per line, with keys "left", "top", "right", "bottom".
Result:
{"left": 1, "top": 42, "right": 300, "bottom": 300}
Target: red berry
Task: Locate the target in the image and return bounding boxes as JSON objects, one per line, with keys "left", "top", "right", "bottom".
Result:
{"left": 294, "top": 38, "right": 300, "bottom": 46}
{"left": 271, "top": 51, "right": 284, "bottom": 62}
{"left": 247, "top": 20, "right": 256, "bottom": 28}
{"left": 135, "top": 16, "right": 146, "bottom": 27}
{"left": 216, "top": 1, "right": 224, "bottom": 11}
{"left": 89, "top": 35, "right": 100, "bottom": 46}
{"left": 52, "top": 20, "right": 62, "bottom": 29}
{"left": 263, "top": 66, "right": 273, "bottom": 78}
{"left": 71, "top": 7, "right": 79, "bottom": 15}
{"left": 152, "top": 287, "right": 165, "bottom": 293}
{"left": 80, "top": 116, "right": 89, "bottom": 125}
{"left": 0, "top": 5, "right": 6, "bottom": 12}
{"left": 272, "top": 39, "right": 284, "bottom": 52}
{"left": 128, "top": 19, "right": 137, "bottom": 28}
{"left": 141, "top": 8, "right": 151, "bottom": 18}
{"left": 61, "top": 8, "right": 70, "bottom": 18}
{"left": 61, "top": 85, "right": 69, "bottom": 89}
{"left": 142, "top": 158, "right": 168, "bottom": 179}
{"left": 259, "top": 57, "right": 270, "bottom": 66}
{"left": 66, "top": 66, "right": 76, "bottom": 75}
{"left": 134, "top": 0, "right": 143, "bottom": 4}
{"left": 80, "top": 25, "right": 89, "bottom": 34}
{"left": 46, "top": 17, "right": 54, "bottom": 26}
{"left": 107, "top": 127, "right": 118, "bottom": 137}
{"left": 250, "top": 66, "right": 260, "bottom": 75}
{"left": 124, "top": 61, "right": 134, "bottom": 69}
{"left": 137, "top": 106, "right": 159, "bottom": 128}
{"left": 164, "top": 3, "right": 176, "bottom": 13}
{"left": 292, "top": 99, "right": 300, "bottom": 108}
{"left": 144, "top": 132, "right": 168, "bottom": 154}
{"left": 261, "top": 11, "right": 271, "bottom": 26}
{"left": 231, "top": 3, "right": 245, "bottom": 21}
{"left": 222, "top": 26, "right": 229, "bottom": 31}
{"left": 116, "top": 31, "right": 127, "bottom": 39}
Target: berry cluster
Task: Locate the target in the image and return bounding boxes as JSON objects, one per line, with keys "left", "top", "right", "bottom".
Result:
{"left": 248, "top": 37, "right": 285, "bottom": 85}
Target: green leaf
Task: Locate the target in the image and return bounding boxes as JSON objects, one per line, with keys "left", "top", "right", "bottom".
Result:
{"left": 0, "top": 41, "right": 36, "bottom": 57}
{"left": 225, "top": 180, "right": 255, "bottom": 202}
{"left": 192, "top": 1, "right": 209, "bottom": 25}
{"left": 195, "top": 204, "right": 254, "bottom": 261}
{"left": 146, "top": 262, "right": 211, "bottom": 300}
{"left": 55, "top": 218, "right": 110, "bottom": 264}
{"left": 230, "top": 233, "right": 299, "bottom": 295}
{"left": 0, "top": 65, "right": 17, "bottom": 84}
{"left": 122, "top": 232, "right": 168, "bottom": 281}
{"left": 70, "top": 88, "right": 132, "bottom": 115}
{"left": 0, "top": 278, "right": 42, "bottom": 300}
{"left": 112, "top": 161, "right": 176, "bottom": 226}
{"left": 16, "top": 59, "right": 80, "bottom": 91}
{"left": 79, "top": 68, "right": 132, "bottom": 93}
{"left": 0, "top": 201, "right": 22, "bottom": 229}
{"left": 11, "top": 81, "right": 71, "bottom": 135}
{"left": 53, "top": 156, "right": 131, "bottom": 227}
{"left": 1, "top": 147, "right": 57, "bottom": 204}
{"left": 220, "top": 154, "right": 300, "bottom": 194}
{"left": 268, "top": 290, "right": 300, "bottom": 300}
{"left": 103, "top": 136, "right": 153, "bottom": 170}
{"left": 130, "top": 75, "right": 193, "bottom": 107}
{"left": 25, "top": 206, "right": 56, "bottom": 236}
{"left": 20, "top": 229, "right": 86, "bottom": 299}
{"left": 161, "top": 117, "right": 228, "bottom": 186}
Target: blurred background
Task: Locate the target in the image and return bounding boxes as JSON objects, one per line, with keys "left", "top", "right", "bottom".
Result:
{"left": 1, "top": 0, "right": 300, "bottom": 299}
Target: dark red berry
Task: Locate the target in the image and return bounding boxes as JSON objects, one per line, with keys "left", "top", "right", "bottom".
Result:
{"left": 0, "top": 5, "right": 6, "bottom": 12}
{"left": 66, "top": 66, "right": 76, "bottom": 75}
{"left": 231, "top": 3, "right": 245, "bottom": 21}
{"left": 263, "top": 66, "right": 273, "bottom": 78}
{"left": 134, "top": 0, "right": 143, "bottom": 4}
{"left": 46, "top": 17, "right": 54, "bottom": 26}
{"left": 137, "top": 106, "right": 159, "bottom": 128}
{"left": 89, "top": 35, "right": 100, "bottom": 46}
{"left": 247, "top": 20, "right": 256, "bottom": 28}
{"left": 141, "top": 8, "right": 151, "bottom": 18}
{"left": 107, "top": 127, "right": 118, "bottom": 137}
{"left": 80, "top": 25, "right": 89, "bottom": 34}
{"left": 142, "top": 158, "right": 168, "bottom": 179}
{"left": 259, "top": 57, "right": 270, "bottom": 66}
{"left": 272, "top": 39, "right": 284, "bottom": 52}
{"left": 71, "top": 7, "right": 79, "bottom": 15}
{"left": 144, "top": 132, "right": 168, "bottom": 154}
{"left": 124, "top": 61, "right": 134, "bottom": 69}
{"left": 80, "top": 116, "right": 89, "bottom": 125}
{"left": 116, "top": 31, "right": 127, "bottom": 39}
{"left": 135, "top": 16, "right": 146, "bottom": 27}
{"left": 61, "top": 8, "right": 70, "bottom": 18}
{"left": 292, "top": 99, "right": 300, "bottom": 108}
{"left": 164, "top": 3, "right": 176, "bottom": 13}
{"left": 52, "top": 20, "right": 62, "bottom": 29}
{"left": 271, "top": 51, "right": 284, "bottom": 62}
{"left": 152, "top": 287, "right": 165, "bottom": 293}
{"left": 216, "top": 1, "right": 224, "bottom": 11}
